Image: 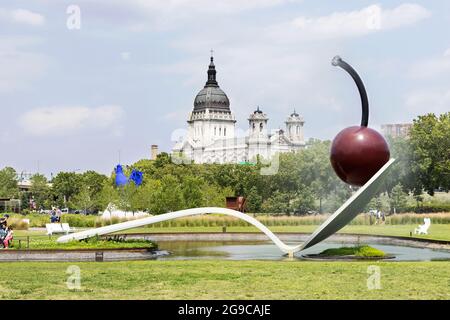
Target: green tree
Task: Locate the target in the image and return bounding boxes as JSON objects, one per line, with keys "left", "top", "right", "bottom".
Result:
{"left": 261, "top": 191, "right": 290, "bottom": 215}
{"left": 97, "top": 180, "right": 120, "bottom": 211}
{"left": 383, "top": 136, "right": 416, "bottom": 196}
{"left": 181, "top": 175, "right": 204, "bottom": 208}
{"left": 149, "top": 175, "right": 183, "bottom": 214}
{"left": 297, "top": 140, "right": 344, "bottom": 213}
{"left": 366, "top": 194, "right": 389, "bottom": 213}
{"left": 115, "top": 183, "right": 143, "bottom": 212}
{"left": 154, "top": 152, "right": 172, "bottom": 168}
{"left": 81, "top": 171, "right": 108, "bottom": 212}
{"left": 389, "top": 184, "right": 408, "bottom": 214}
{"left": 132, "top": 159, "right": 156, "bottom": 177}
{"left": 137, "top": 178, "right": 161, "bottom": 212}
{"left": 82, "top": 171, "right": 108, "bottom": 197}
{"left": 267, "top": 152, "right": 302, "bottom": 199}
{"left": 205, "top": 163, "right": 258, "bottom": 197}
{"left": 246, "top": 186, "right": 263, "bottom": 213}
{"left": 51, "top": 172, "right": 83, "bottom": 208}
{"left": 409, "top": 112, "right": 450, "bottom": 195}
{"left": 291, "top": 188, "right": 316, "bottom": 215}
{"left": 201, "top": 184, "right": 233, "bottom": 207}
{"left": 0, "top": 167, "right": 18, "bottom": 198}
{"left": 71, "top": 185, "right": 96, "bottom": 213}
{"left": 30, "top": 174, "right": 50, "bottom": 210}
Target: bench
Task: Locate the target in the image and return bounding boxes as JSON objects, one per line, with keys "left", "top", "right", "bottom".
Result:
{"left": 46, "top": 223, "right": 76, "bottom": 236}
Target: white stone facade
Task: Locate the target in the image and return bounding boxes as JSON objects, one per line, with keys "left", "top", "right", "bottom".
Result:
{"left": 172, "top": 57, "right": 306, "bottom": 164}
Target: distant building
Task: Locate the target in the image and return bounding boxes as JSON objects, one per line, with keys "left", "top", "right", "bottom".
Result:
{"left": 381, "top": 123, "right": 412, "bottom": 138}
{"left": 172, "top": 55, "right": 306, "bottom": 164}
{"left": 151, "top": 145, "right": 159, "bottom": 160}
{"left": 0, "top": 198, "right": 21, "bottom": 213}
{"left": 18, "top": 171, "right": 33, "bottom": 192}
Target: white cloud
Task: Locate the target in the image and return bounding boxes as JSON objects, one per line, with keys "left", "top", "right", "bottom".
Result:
{"left": 132, "top": 0, "right": 286, "bottom": 13}
{"left": 126, "top": 0, "right": 299, "bottom": 16}
{"left": 268, "top": 3, "right": 430, "bottom": 42}
{"left": 0, "top": 131, "right": 10, "bottom": 144}
{"left": 405, "top": 48, "right": 450, "bottom": 117}
{"left": 0, "top": 36, "right": 47, "bottom": 93}
{"left": 380, "top": 3, "right": 431, "bottom": 29}
{"left": 162, "top": 111, "right": 183, "bottom": 121}
{"left": 120, "top": 51, "right": 131, "bottom": 61}
{"left": 75, "top": 0, "right": 301, "bottom": 31}
{"left": 0, "top": 8, "right": 45, "bottom": 26}
{"left": 409, "top": 48, "right": 450, "bottom": 78}
{"left": 405, "top": 89, "right": 450, "bottom": 116}
{"left": 19, "top": 105, "right": 125, "bottom": 136}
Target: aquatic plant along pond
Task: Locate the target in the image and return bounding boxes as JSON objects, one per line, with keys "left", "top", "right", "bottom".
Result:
{"left": 154, "top": 240, "right": 450, "bottom": 261}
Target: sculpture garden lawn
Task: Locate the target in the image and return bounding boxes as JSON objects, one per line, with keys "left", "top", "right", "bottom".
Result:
{"left": 0, "top": 260, "right": 448, "bottom": 300}
{"left": 4, "top": 223, "right": 450, "bottom": 300}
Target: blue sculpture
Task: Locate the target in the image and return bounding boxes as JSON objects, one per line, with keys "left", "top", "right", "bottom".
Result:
{"left": 114, "top": 164, "right": 144, "bottom": 187}
{"left": 129, "top": 169, "right": 144, "bottom": 186}
{"left": 115, "top": 165, "right": 128, "bottom": 187}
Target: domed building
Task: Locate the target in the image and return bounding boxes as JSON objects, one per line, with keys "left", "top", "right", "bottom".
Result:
{"left": 172, "top": 55, "right": 306, "bottom": 164}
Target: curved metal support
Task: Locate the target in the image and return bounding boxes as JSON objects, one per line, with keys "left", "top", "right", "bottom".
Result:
{"left": 332, "top": 56, "right": 369, "bottom": 127}
{"left": 57, "top": 207, "right": 299, "bottom": 254}
{"left": 58, "top": 159, "right": 395, "bottom": 255}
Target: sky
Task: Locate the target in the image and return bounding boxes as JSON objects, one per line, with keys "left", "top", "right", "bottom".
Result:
{"left": 0, "top": 0, "right": 449, "bottom": 177}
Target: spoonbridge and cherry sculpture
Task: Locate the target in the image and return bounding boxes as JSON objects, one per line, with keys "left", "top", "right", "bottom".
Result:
{"left": 58, "top": 56, "right": 395, "bottom": 256}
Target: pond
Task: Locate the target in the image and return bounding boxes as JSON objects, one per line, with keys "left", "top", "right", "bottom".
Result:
{"left": 154, "top": 240, "right": 450, "bottom": 262}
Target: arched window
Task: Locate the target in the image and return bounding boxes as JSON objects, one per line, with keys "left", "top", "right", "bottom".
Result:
{"left": 260, "top": 123, "right": 263, "bottom": 132}
{"left": 224, "top": 128, "right": 227, "bottom": 136}
{"left": 219, "top": 127, "right": 222, "bottom": 136}
{"left": 252, "top": 123, "right": 255, "bottom": 132}
{"left": 296, "top": 125, "right": 300, "bottom": 134}
{"left": 214, "top": 127, "right": 217, "bottom": 136}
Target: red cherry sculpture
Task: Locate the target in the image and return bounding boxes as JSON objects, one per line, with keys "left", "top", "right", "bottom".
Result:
{"left": 330, "top": 56, "right": 390, "bottom": 187}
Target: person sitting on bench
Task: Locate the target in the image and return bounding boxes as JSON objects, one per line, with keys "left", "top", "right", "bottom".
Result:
{"left": 50, "top": 210, "right": 59, "bottom": 223}
{"left": 0, "top": 216, "right": 13, "bottom": 249}
{"left": 1, "top": 226, "right": 13, "bottom": 249}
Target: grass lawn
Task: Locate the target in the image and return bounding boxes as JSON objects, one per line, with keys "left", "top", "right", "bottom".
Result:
{"left": 10, "top": 239, "right": 154, "bottom": 251}
{"left": 10, "top": 231, "right": 155, "bottom": 250}
{"left": 4, "top": 224, "right": 449, "bottom": 300}
{"left": 0, "top": 260, "right": 448, "bottom": 300}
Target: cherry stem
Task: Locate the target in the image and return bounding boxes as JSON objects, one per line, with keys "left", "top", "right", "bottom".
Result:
{"left": 332, "top": 56, "right": 369, "bottom": 127}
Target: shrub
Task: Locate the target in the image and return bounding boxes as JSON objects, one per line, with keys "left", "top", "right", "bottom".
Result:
{"left": 387, "top": 212, "right": 450, "bottom": 225}
{"left": 320, "top": 245, "right": 385, "bottom": 258}
{"left": 355, "top": 246, "right": 386, "bottom": 258}
{"left": 61, "top": 214, "right": 96, "bottom": 228}
{"left": 8, "top": 217, "right": 29, "bottom": 230}
{"left": 403, "top": 204, "right": 450, "bottom": 213}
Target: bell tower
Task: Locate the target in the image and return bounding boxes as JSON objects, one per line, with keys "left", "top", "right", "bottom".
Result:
{"left": 248, "top": 107, "right": 268, "bottom": 140}
{"left": 285, "top": 109, "right": 305, "bottom": 145}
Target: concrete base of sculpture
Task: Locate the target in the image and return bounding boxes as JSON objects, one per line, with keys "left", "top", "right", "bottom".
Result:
{"left": 58, "top": 159, "right": 395, "bottom": 255}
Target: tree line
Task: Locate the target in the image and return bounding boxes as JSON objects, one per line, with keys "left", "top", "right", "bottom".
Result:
{"left": 0, "top": 112, "right": 448, "bottom": 215}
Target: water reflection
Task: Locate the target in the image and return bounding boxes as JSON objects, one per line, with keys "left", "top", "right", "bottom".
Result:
{"left": 155, "top": 240, "right": 450, "bottom": 262}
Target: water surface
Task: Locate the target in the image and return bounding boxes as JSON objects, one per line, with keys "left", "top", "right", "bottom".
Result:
{"left": 155, "top": 240, "right": 450, "bottom": 261}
